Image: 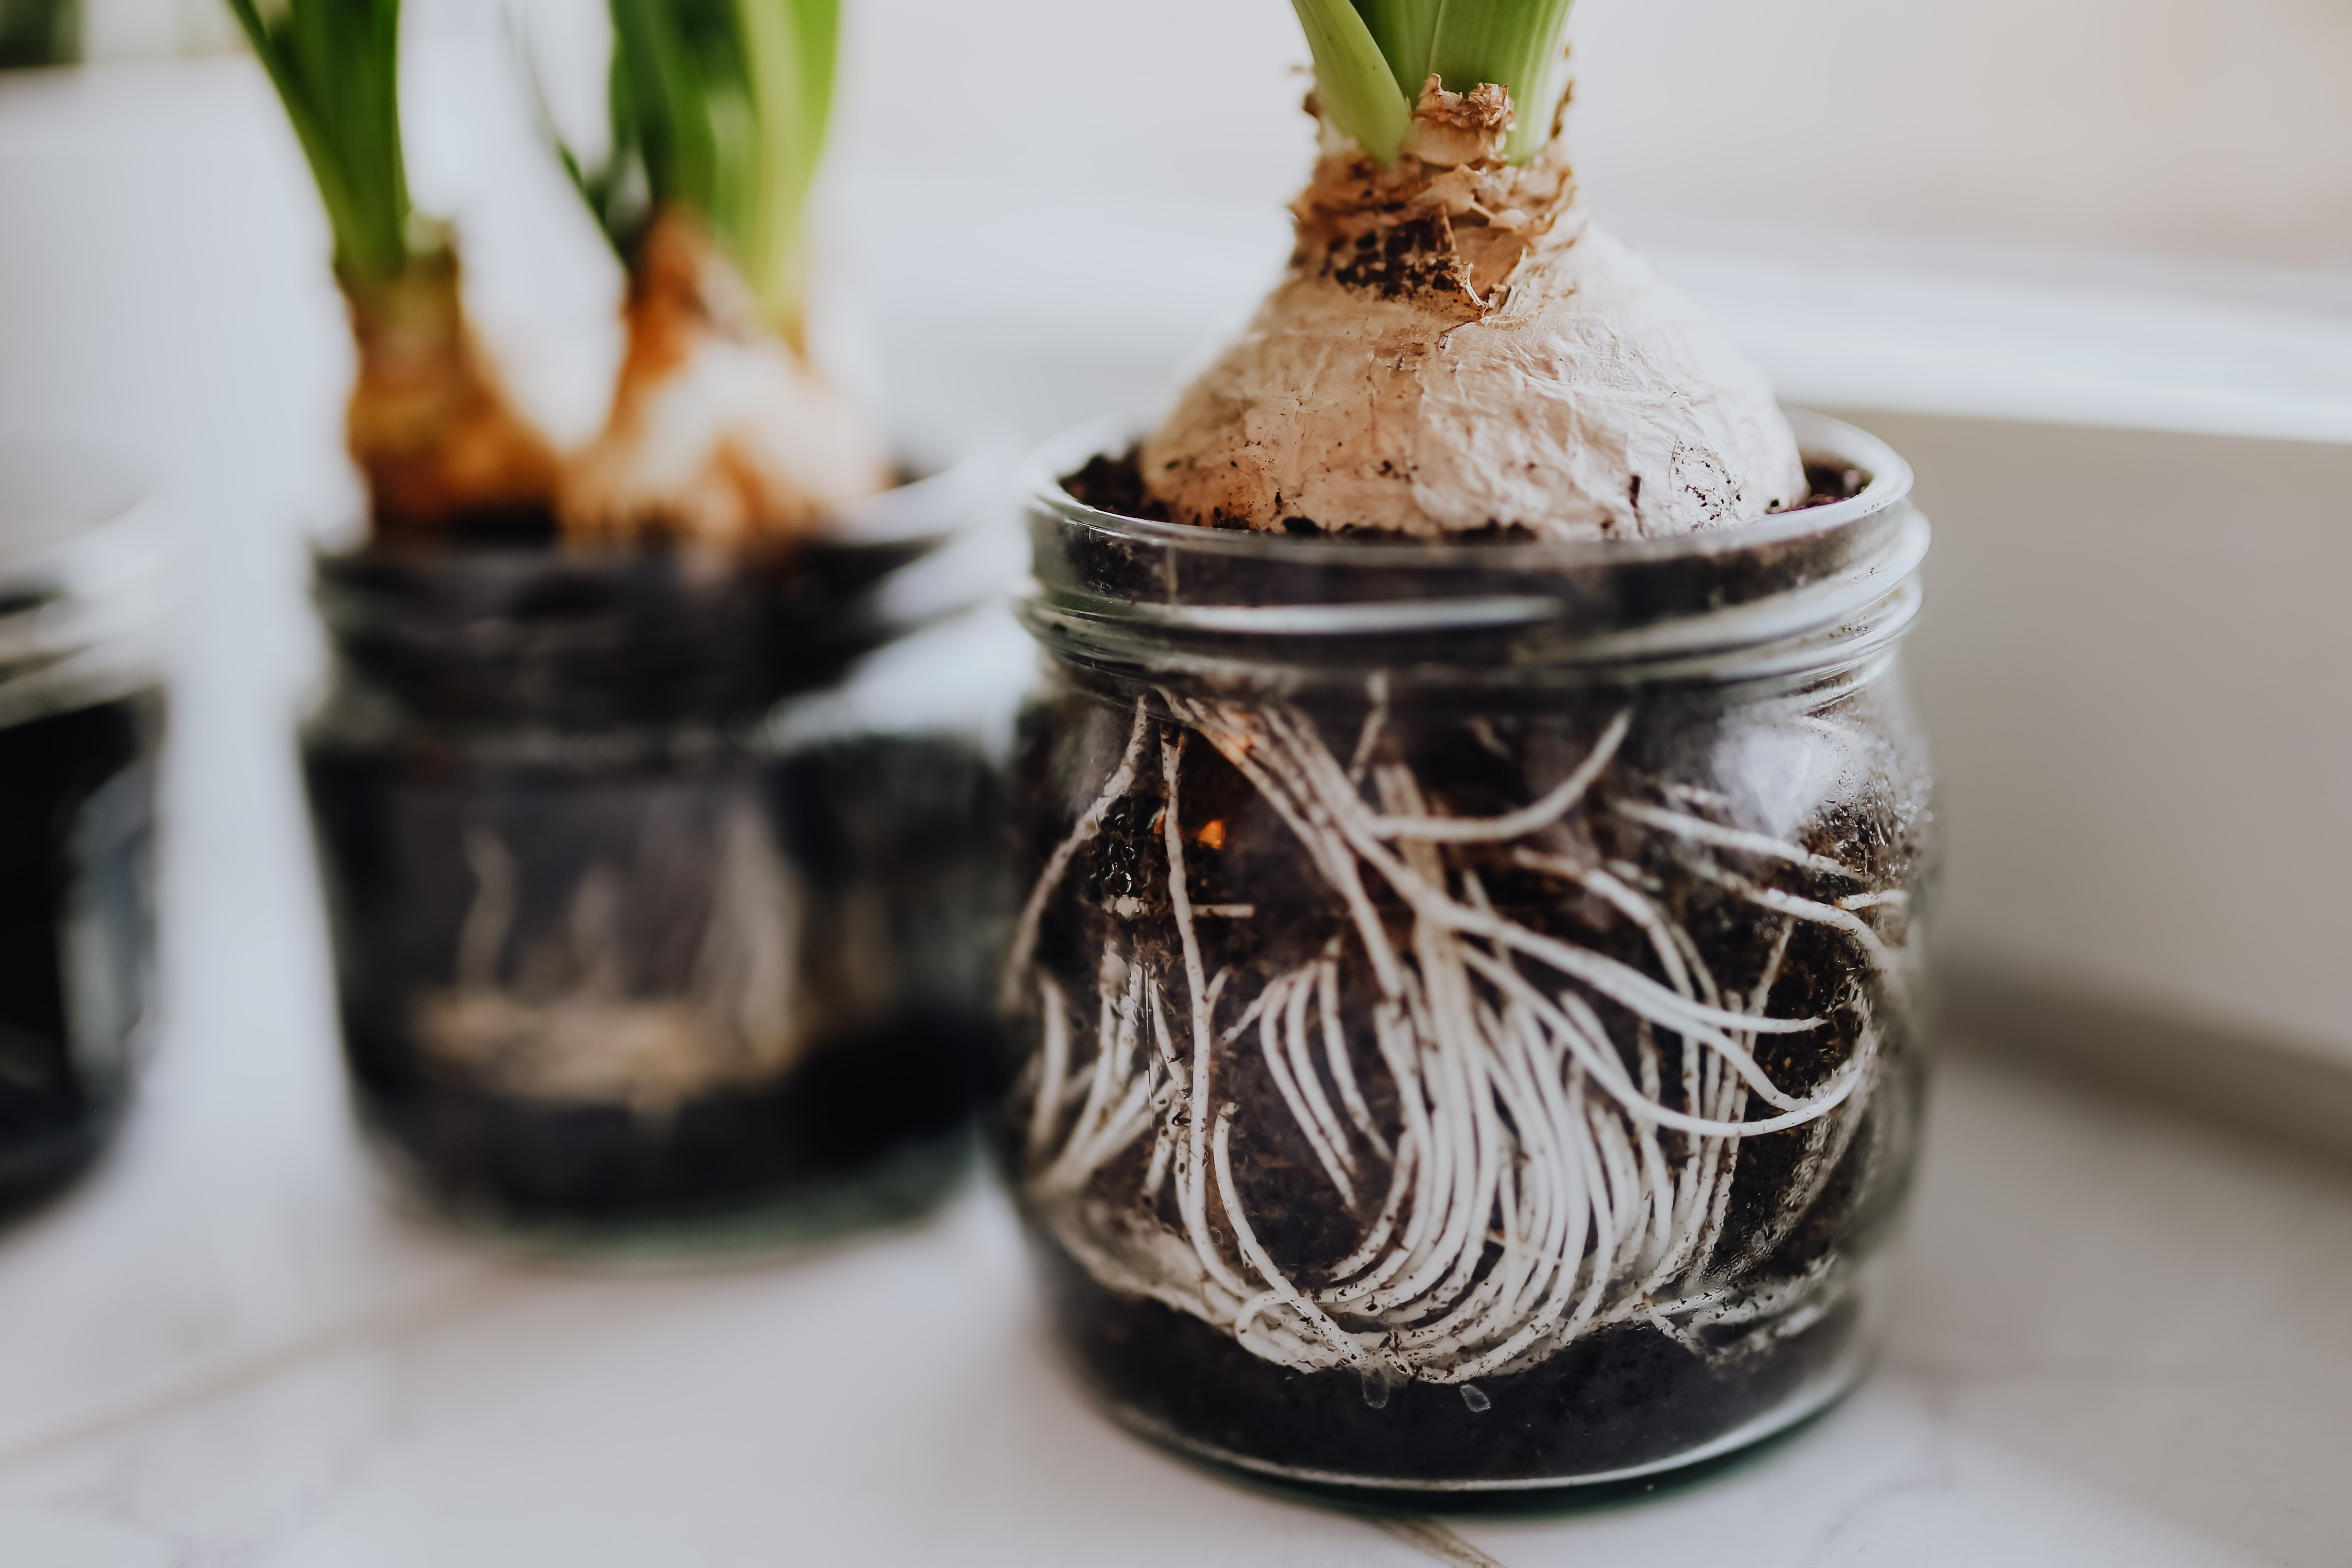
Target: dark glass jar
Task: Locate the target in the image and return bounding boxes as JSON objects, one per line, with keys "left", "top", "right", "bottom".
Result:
{"left": 1001, "top": 412, "right": 1933, "bottom": 1492}
{"left": 0, "top": 445, "right": 166, "bottom": 1221}
{"left": 303, "top": 471, "right": 1006, "bottom": 1250}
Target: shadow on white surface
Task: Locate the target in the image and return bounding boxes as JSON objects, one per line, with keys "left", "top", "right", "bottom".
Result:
{"left": 2, "top": 1050, "right": 2348, "bottom": 1565}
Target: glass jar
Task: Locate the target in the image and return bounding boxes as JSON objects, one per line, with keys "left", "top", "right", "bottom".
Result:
{"left": 303, "top": 470, "right": 1007, "bottom": 1250}
{"left": 0, "top": 444, "right": 167, "bottom": 1220}
{"left": 1001, "top": 410, "right": 1933, "bottom": 1491}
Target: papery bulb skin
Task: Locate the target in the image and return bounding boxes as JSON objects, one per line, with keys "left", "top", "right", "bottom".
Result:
{"left": 342, "top": 250, "right": 560, "bottom": 535}
{"left": 1144, "top": 82, "right": 1806, "bottom": 539}
{"left": 560, "top": 211, "right": 888, "bottom": 546}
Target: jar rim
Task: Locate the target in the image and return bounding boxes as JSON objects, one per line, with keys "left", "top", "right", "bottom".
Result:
{"left": 307, "top": 456, "right": 995, "bottom": 729}
{"left": 1018, "top": 410, "right": 1926, "bottom": 687}
{"left": 0, "top": 439, "right": 169, "bottom": 726}
{"left": 314, "top": 456, "right": 982, "bottom": 577}
{"left": 1023, "top": 409, "right": 1912, "bottom": 570}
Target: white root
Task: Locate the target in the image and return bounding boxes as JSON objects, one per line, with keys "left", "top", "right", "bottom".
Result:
{"left": 1348, "top": 672, "right": 1390, "bottom": 784}
{"left": 1161, "top": 734, "right": 1257, "bottom": 1305}
{"left": 1215, "top": 1106, "right": 1408, "bottom": 1378}
{"left": 1676, "top": 854, "right": 1915, "bottom": 1013}
{"left": 1015, "top": 693, "right": 1912, "bottom": 1388}
{"left": 1319, "top": 949, "right": 1393, "bottom": 1160}
{"left": 1001, "top": 698, "right": 1152, "bottom": 1009}
{"left": 1610, "top": 799, "right": 1868, "bottom": 884}
{"left": 1285, "top": 968, "right": 1360, "bottom": 1187}
{"left": 1026, "top": 974, "right": 1071, "bottom": 1164}
{"left": 1038, "top": 954, "right": 1157, "bottom": 1193}
{"left": 1363, "top": 710, "right": 1630, "bottom": 843}
{"left": 1259, "top": 971, "right": 1357, "bottom": 1205}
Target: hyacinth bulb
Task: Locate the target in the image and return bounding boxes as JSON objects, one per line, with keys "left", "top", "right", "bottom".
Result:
{"left": 1144, "top": 80, "right": 1806, "bottom": 540}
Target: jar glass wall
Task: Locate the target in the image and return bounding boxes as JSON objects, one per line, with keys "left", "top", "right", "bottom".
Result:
{"left": 303, "top": 472, "right": 1006, "bottom": 1249}
{"left": 0, "top": 445, "right": 166, "bottom": 1221}
{"left": 1000, "top": 412, "right": 1933, "bottom": 1491}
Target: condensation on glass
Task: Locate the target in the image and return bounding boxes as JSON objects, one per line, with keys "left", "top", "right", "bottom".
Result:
{"left": 303, "top": 471, "right": 1005, "bottom": 1250}
{"left": 1001, "top": 412, "right": 1935, "bottom": 1491}
{"left": 0, "top": 444, "right": 165, "bottom": 1221}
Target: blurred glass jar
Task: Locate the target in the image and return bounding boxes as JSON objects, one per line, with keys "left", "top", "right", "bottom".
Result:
{"left": 303, "top": 471, "right": 1008, "bottom": 1249}
{"left": 0, "top": 444, "right": 166, "bottom": 1220}
{"left": 1001, "top": 412, "right": 1934, "bottom": 1491}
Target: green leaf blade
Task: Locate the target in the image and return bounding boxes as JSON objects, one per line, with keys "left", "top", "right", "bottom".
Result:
{"left": 592, "top": 0, "right": 839, "bottom": 328}
{"left": 1426, "top": 0, "right": 1579, "bottom": 162}
{"left": 1289, "top": 0, "right": 1413, "bottom": 164}
{"left": 1354, "top": 0, "right": 1442, "bottom": 99}
{"left": 228, "top": 0, "right": 413, "bottom": 281}
{"left": 735, "top": 0, "right": 837, "bottom": 324}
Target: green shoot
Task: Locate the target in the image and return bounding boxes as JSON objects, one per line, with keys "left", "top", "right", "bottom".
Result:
{"left": 1425, "top": 0, "right": 1578, "bottom": 162}
{"left": 555, "top": 0, "right": 840, "bottom": 332}
{"left": 225, "top": 0, "right": 418, "bottom": 285}
{"left": 0, "top": 0, "right": 80, "bottom": 70}
{"left": 1287, "top": 0, "right": 1580, "bottom": 165}
{"left": 1356, "top": 0, "right": 1439, "bottom": 108}
{"left": 1289, "top": 0, "right": 1411, "bottom": 167}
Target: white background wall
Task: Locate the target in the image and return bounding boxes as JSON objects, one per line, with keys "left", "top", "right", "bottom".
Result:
{"left": 1568, "top": 0, "right": 2352, "bottom": 276}
{"left": 818, "top": 0, "right": 2352, "bottom": 274}
{"left": 67, "top": 0, "right": 2352, "bottom": 282}
{"left": 1854, "top": 413, "right": 2352, "bottom": 1057}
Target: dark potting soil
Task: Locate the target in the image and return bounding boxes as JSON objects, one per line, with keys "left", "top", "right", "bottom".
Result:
{"left": 0, "top": 692, "right": 159, "bottom": 1219}
{"left": 343, "top": 1009, "right": 983, "bottom": 1226}
{"left": 1035, "top": 1229, "right": 1865, "bottom": 1486}
{"left": 1004, "top": 686, "right": 1928, "bottom": 1486}
{"left": 1061, "top": 450, "right": 1861, "bottom": 538}
{"left": 309, "top": 730, "right": 1005, "bottom": 1229}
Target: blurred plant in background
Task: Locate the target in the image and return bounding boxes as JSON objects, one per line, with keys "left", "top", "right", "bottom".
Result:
{"left": 0, "top": 0, "right": 78, "bottom": 67}
{"left": 547, "top": 0, "right": 886, "bottom": 544}
{"left": 557, "top": 0, "right": 834, "bottom": 340}
{"left": 226, "top": 0, "right": 557, "bottom": 533}
{"left": 1, "top": 0, "right": 243, "bottom": 67}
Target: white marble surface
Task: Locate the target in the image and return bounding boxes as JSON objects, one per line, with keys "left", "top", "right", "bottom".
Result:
{"left": 5, "top": 1014, "right": 2349, "bottom": 1567}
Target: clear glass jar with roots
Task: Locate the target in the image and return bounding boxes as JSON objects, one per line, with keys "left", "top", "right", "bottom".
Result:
{"left": 303, "top": 468, "right": 1005, "bottom": 1256}
{"left": 1001, "top": 411, "right": 1935, "bottom": 1492}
